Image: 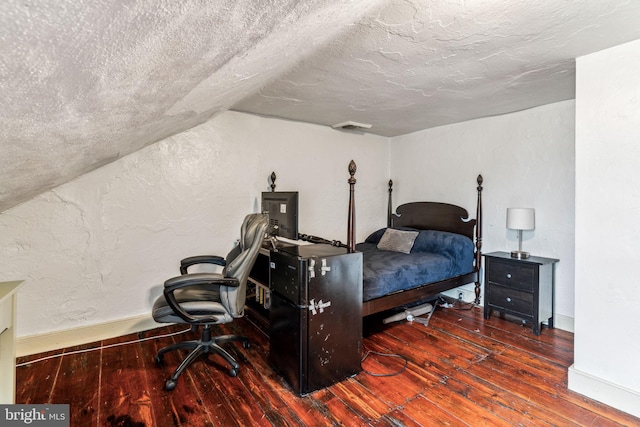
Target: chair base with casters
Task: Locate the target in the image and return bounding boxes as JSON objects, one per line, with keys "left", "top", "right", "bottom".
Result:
{"left": 154, "top": 324, "right": 250, "bottom": 391}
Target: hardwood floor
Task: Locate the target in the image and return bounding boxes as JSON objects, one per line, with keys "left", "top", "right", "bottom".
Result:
{"left": 16, "top": 304, "right": 640, "bottom": 426}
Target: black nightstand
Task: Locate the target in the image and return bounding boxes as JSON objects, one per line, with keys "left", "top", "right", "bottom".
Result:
{"left": 483, "top": 251, "right": 558, "bottom": 335}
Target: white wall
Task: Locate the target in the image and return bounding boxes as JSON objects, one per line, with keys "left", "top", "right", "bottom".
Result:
{"left": 569, "top": 39, "right": 640, "bottom": 417}
{"left": 0, "top": 111, "right": 389, "bottom": 340}
{"left": 0, "top": 100, "right": 580, "bottom": 351}
{"left": 390, "top": 101, "right": 576, "bottom": 328}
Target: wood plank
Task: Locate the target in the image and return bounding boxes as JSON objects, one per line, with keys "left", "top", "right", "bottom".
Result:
{"left": 326, "top": 377, "right": 392, "bottom": 422}
{"left": 448, "top": 369, "right": 581, "bottom": 427}
{"left": 186, "top": 341, "right": 274, "bottom": 427}
{"left": 314, "top": 387, "right": 371, "bottom": 426}
{"left": 385, "top": 394, "right": 471, "bottom": 426}
{"left": 464, "top": 354, "right": 626, "bottom": 426}
{"left": 358, "top": 337, "right": 440, "bottom": 405}
{"left": 133, "top": 325, "right": 210, "bottom": 427}
{"left": 223, "top": 321, "right": 313, "bottom": 425}
{"left": 437, "top": 306, "right": 574, "bottom": 366}
{"left": 422, "top": 381, "right": 518, "bottom": 426}
{"left": 15, "top": 349, "right": 62, "bottom": 405}
{"left": 155, "top": 325, "right": 245, "bottom": 426}
{"left": 374, "top": 321, "right": 490, "bottom": 375}
{"left": 49, "top": 342, "right": 101, "bottom": 425}
{"left": 98, "top": 334, "right": 155, "bottom": 426}
{"left": 427, "top": 315, "right": 510, "bottom": 355}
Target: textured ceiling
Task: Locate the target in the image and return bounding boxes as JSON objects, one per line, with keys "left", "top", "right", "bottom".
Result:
{"left": 2, "top": 0, "right": 640, "bottom": 213}
{"left": 236, "top": 0, "right": 640, "bottom": 136}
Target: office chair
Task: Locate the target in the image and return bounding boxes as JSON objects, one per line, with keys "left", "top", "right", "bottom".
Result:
{"left": 152, "top": 213, "right": 268, "bottom": 390}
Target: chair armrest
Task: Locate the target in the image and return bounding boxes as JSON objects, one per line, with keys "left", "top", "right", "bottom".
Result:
{"left": 164, "top": 273, "right": 239, "bottom": 292}
{"left": 163, "top": 273, "right": 240, "bottom": 323}
{"left": 180, "top": 255, "right": 226, "bottom": 274}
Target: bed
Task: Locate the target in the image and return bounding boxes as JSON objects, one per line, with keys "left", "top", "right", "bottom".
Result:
{"left": 344, "top": 160, "right": 483, "bottom": 317}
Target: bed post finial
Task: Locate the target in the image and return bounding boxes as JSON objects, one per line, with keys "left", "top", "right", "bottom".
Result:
{"left": 347, "top": 160, "right": 357, "bottom": 253}
{"left": 270, "top": 172, "right": 277, "bottom": 192}
{"left": 474, "top": 174, "right": 484, "bottom": 304}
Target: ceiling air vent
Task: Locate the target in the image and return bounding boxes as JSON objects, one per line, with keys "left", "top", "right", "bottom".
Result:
{"left": 331, "top": 121, "right": 372, "bottom": 131}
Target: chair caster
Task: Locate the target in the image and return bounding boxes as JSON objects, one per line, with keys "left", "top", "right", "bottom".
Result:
{"left": 165, "top": 379, "right": 177, "bottom": 391}
{"left": 154, "top": 355, "right": 163, "bottom": 365}
{"left": 229, "top": 368, "right": 238, "bottom": 377}
{"left": 243, "top": 341, "right": 250, "bottom": 349}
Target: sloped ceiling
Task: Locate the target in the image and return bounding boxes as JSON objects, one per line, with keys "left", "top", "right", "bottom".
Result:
{"left": 2, "top": 0, "right": 640, "bottom": 213}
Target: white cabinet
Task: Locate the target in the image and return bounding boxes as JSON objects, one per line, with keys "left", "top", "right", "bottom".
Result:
{"left": 0, "top": 280, "right": 24, "bottom": 404}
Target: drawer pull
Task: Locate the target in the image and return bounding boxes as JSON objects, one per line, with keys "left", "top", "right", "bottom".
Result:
{"left": 506, "top": 297, "right": 512, "bottom": 303}
{"left": 506, "top": 273, "right": 512, "bottom": 279}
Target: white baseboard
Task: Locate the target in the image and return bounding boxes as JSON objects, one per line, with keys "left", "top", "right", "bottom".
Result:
{"left": 16, "top": 314, "right": 161, "bottom": 357}
{"left": 551, "top": 313, "right": 574, "bottom": 333}
{"left": 568, "top": 365, "right": 640, "bottom": 418}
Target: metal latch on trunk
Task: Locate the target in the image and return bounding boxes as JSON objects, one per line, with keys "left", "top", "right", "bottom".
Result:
{"left": 308, "top": 259, "right": 315, "bottom": 279}
{"left": 309, "top": 298, "right": 331, "bottom": 315}
{"left": 320, "top": 259, "right": 331, "bottom": 276}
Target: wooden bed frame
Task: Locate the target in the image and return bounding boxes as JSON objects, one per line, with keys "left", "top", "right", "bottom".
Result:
{"left": 345, "top": 160, "right": 484, "bottom": 316}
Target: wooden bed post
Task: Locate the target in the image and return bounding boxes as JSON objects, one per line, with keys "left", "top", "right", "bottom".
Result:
{"left": 474, "top": 174, "right": 484, "bottom": 304}
{"left": 387, "top": 179, "right": 393, "bottom": 228}
{"left": 347, "top": 160, "right": 357, "bottom": 253}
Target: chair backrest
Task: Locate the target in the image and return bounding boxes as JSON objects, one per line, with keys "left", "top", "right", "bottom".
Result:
{"left": 221, "top": 213, "right": 268, "bottom": 316}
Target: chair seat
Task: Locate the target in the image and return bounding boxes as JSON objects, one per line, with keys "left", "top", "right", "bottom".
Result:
{"left": 152, "top": 284, "right": 231, "bottom": 324}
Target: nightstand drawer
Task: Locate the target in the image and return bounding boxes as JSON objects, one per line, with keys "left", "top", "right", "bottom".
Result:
{"left": 486, "top": 260, "right": 535, "bottom": 291}
{"left": 488, "top": 286, "right": 534, "bottom": 316}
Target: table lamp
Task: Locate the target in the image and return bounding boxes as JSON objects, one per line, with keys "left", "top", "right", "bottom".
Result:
{"left": 506, "top": 208, "right": 535, "bottom": 259}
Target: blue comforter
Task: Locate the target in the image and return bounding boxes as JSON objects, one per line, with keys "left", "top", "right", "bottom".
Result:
{"left": 355, "top": 228, "right": 474, "bottom": 302}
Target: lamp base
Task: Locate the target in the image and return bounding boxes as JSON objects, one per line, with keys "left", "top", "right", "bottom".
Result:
{"left": 510, "top": 251, "right": 530, "bottom": 259}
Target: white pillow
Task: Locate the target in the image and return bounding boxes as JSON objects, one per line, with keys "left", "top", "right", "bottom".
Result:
{"left": 376, "top": 228, "right": 419, "bottom": 254}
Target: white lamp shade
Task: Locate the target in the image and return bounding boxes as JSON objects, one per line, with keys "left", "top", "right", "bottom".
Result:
{"left": 506, "top": 208, "right": 535, "bottom": 230}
